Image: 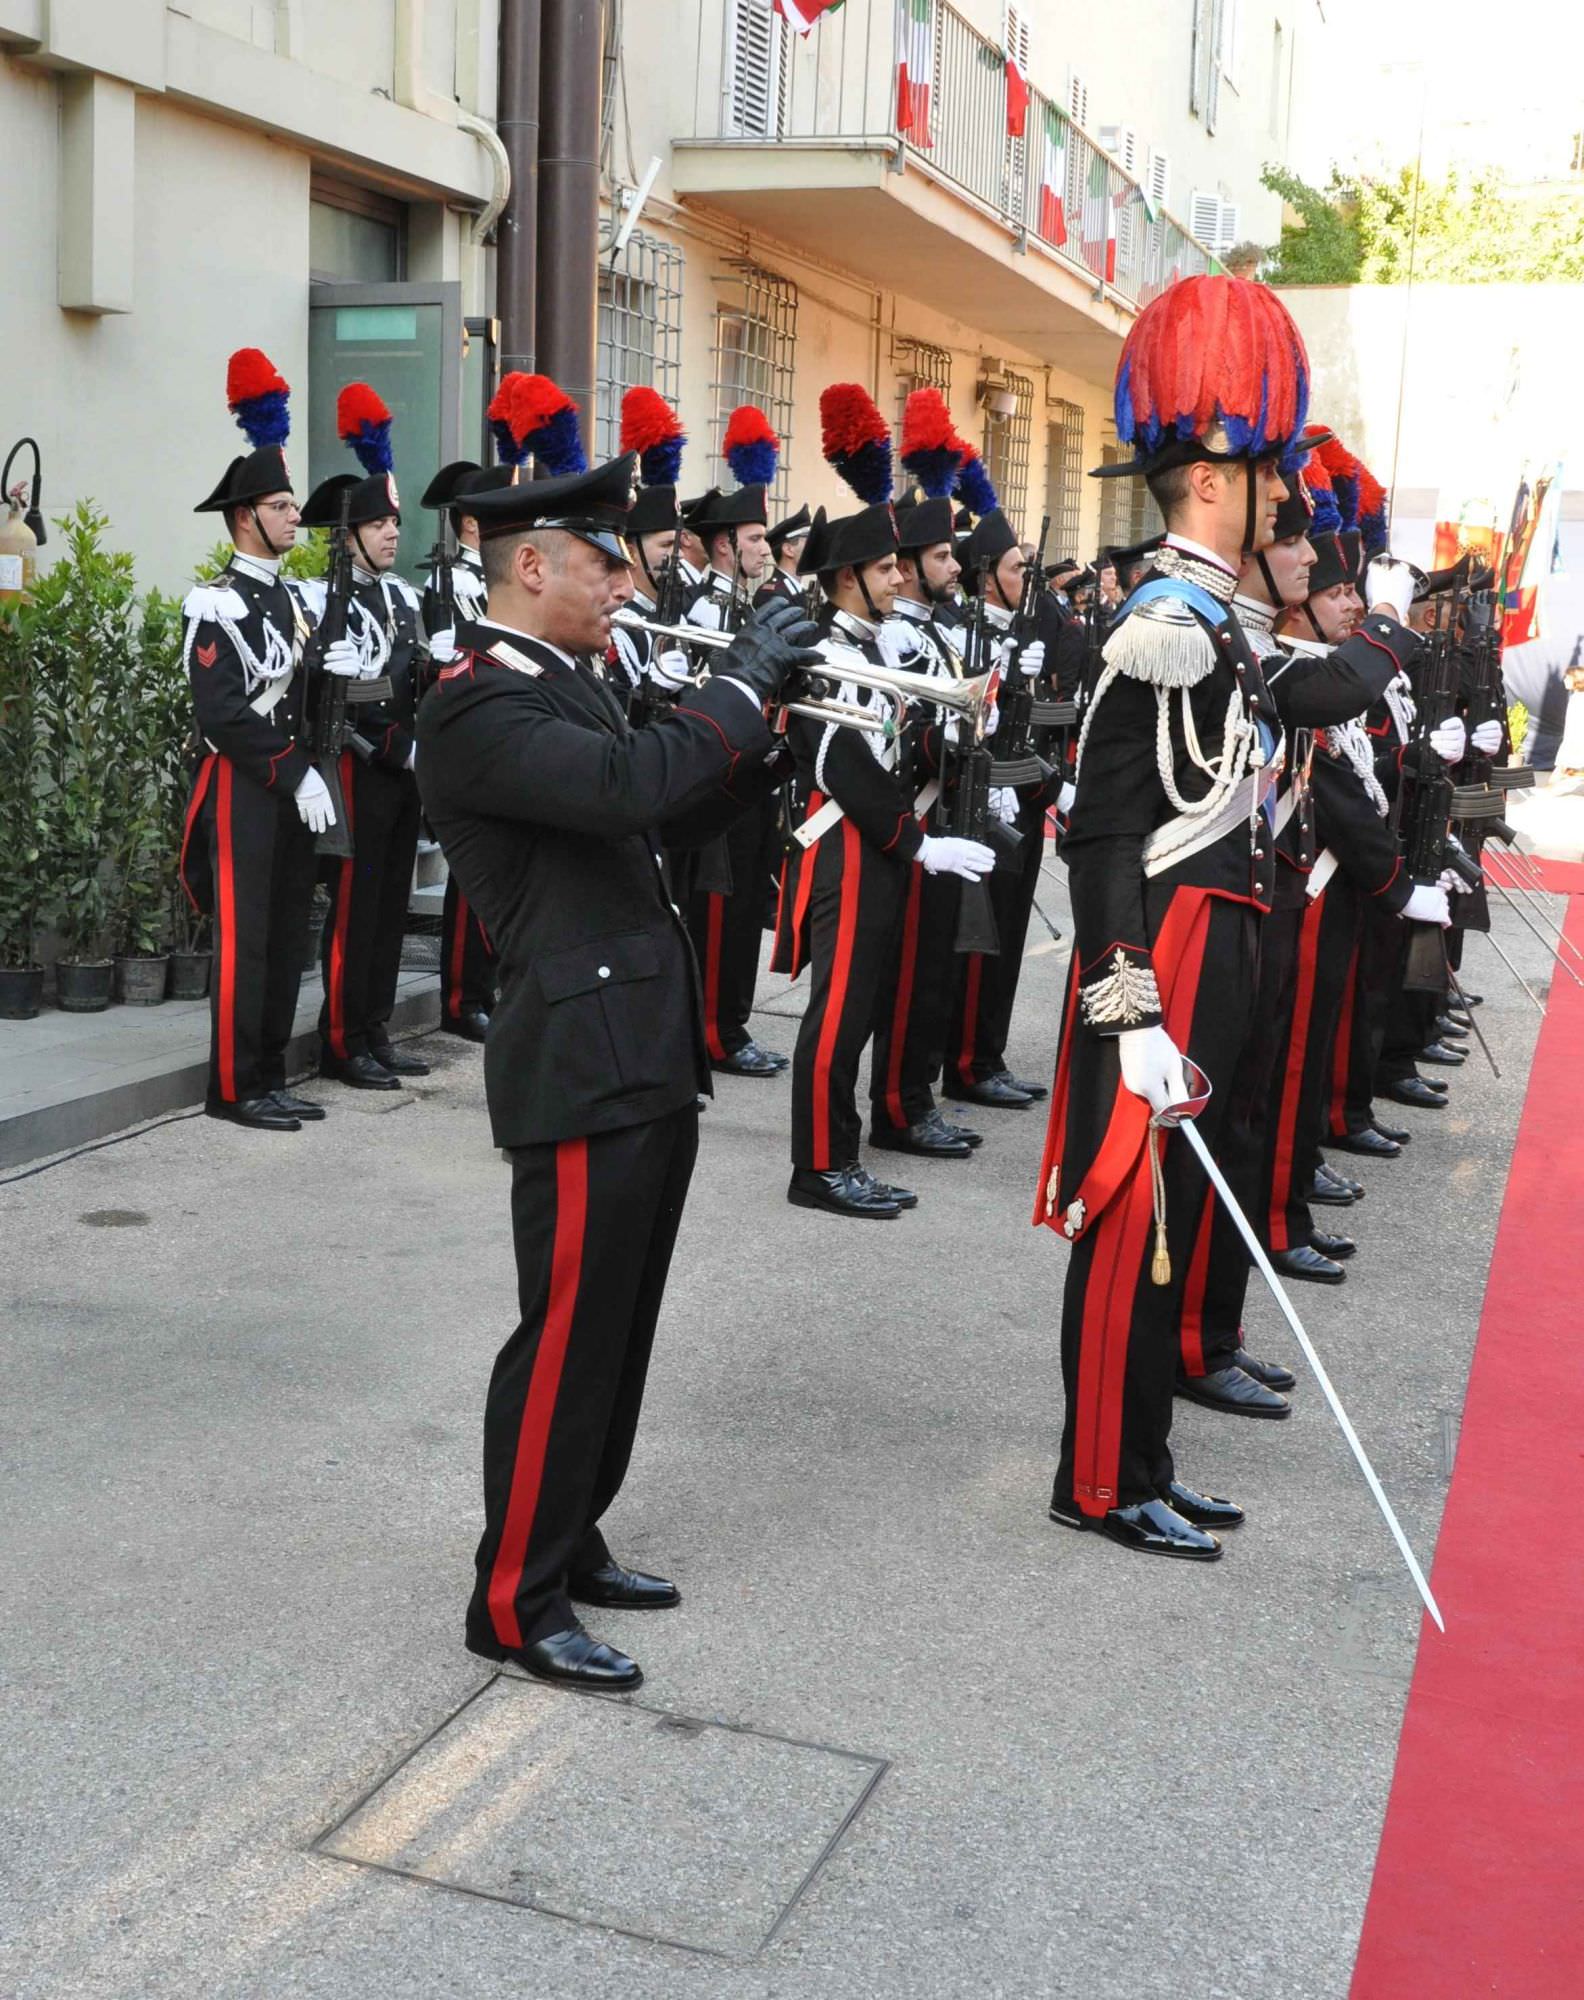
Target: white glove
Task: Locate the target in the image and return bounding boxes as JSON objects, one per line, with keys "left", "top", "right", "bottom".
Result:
{"left": 991, "top": 634, "right": 1017, "bottom": 673}
{"left": 429, "top": 627, "right": 457, "bottom": 665}
{"left": 989, "top": 786, "right": 1020, "bottom": 825}
{"left": 294, "top": 767, "right": 336, "bottom": 834}
{"left": 1470, "top": 718, "right": 1504, "bottom": 755}
{"left": 1428, "top": 717, "right": 1467, "bottom": 763}
{"left": 1057, "top": 780, "right": 1076, "bottom": 815}
{"left": 1117, "top": 1025, "right": 1187, "bottom": 1113}
{"left": 1364, "top": 556, "right": 1417, "bottom": 621}
{"left": 1016, "top": 638, "right": 1046, "bottom": 678}
{"left": 1401, "top": 883, "right": 1451, "bottom": 926}
{"left": 320, "top": 636, "right": 365, "bottom": 680}
{"left": 649, "top": 647, "right": 691, "bottom": 692}
{"left": 918, "top": 835, "right": 997, "bottom": 882}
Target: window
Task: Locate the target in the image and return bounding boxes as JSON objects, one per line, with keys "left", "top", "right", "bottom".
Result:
{"left": 1190, "top": 0, "right": 1225, "bottom": 131}
{"left": 724, "top": 0, "right": 788, "bottom": 139}
{"left": 1148, "top": 149, "right": 1171, "bottom": 213}
{"left": 309, "top": 176, "right": 407, "bottom": 284}
{"left": 1221, "top": 0, "right": 1242, "bottom": 89}
{"left": 981, "top": 368, "right": 1033, "bottom": 530}
{"left": 892, "top": 338, "right": 953, "bottom": 455}
{"left": 1044, "top": 401, "right": 1084, "bottom": 561}
{"left": 1099, "top": 126, "right": 1138, "bottom": 176}
{"left": 1098, "top": 438, "right": 1163, "bottom": 550}
{"left": 1189, "top": 192, "right": 1240, "bottom": 252}
{"left": 594, "top": 228, "right": 684, "bottom": 461}
{"left": 710, "top": 263, "right": 798, "bottom": 508}
{"left": 1066, "top": 70, "right": 1090, "bottom": 131}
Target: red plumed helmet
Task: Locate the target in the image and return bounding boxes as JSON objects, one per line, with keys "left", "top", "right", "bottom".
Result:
{"left": 336, "top": 382, "right": 391, "bottom": 439}
{"left": 819, "top": 383, "right": 890, "bottom": 460}
{"left": 620, "top": 386, "right": 683, "bottom": 455}
{"left": 226, "top": 347, "right": 289, "bottom": 408}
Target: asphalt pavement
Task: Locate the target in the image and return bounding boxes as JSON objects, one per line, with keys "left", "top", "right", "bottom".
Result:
{"left": 0, "top": 881, "right": 1560, "bottom": 1999}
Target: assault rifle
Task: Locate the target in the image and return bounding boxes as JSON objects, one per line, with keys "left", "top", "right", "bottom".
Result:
{"left": 944, "top": 563, "right": 1009, "bottom": 954}
{"left": 988, "top": 514, "right": 1055, "bottom": 789}
{"left": 305, "top": 487, "right": 357, "bottom": 860}
{"left": 421, "top": 526, "right": 457, "bottom": 698}
{"left": 1400, "top": 577, "right": 1481, "bottom": 992}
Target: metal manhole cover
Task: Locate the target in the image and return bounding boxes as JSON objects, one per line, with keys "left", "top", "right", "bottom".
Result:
{"left": 312, "top": 1676, "right": 886, "bottom": 1960}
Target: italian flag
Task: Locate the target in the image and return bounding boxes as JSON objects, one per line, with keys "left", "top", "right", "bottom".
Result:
{"left": 775, "top": 0, "right": 843, "bottom": 31}
{"left": 1088, "top": 150, "right": 1117, "bottom": 282}
{"left": 1005, "top": 43, "right": 1029, "bottom": 138}
{"left": 1036, "top": 104, "right": 1067, "bottom": 245}
{"left": 895, "top": 0, "right": 933, "bottom": 148}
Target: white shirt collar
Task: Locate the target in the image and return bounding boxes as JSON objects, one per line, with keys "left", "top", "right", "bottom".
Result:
{"left": 230, "top": 551, "right": 281, "bottom": 582}
{"left": 1164, "top": 533, "right": 1238, "bottom": 578}
{"left": 477, "top": 617, "right": 580, "bottom": 673}
{"left": 893, "top": 596, "right": 931, "bottom": 623}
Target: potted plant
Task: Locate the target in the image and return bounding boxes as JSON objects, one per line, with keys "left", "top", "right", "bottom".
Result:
{"left": 34, "top": 504, "right": 130, "bottom": 1009}
{"left": 0, "top": 596, "right": 47, "bottom": 1017}
{"left": 108, "top": 588, "right": 187, "bottom": 1004}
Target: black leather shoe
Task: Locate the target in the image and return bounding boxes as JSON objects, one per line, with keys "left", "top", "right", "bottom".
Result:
{"left": 320, "top": 1052, "right": 402, "bottom": 1090}
{"left": 940, "top": 1113, "right": 984, "bottom": 1148}
{"left": 1310, "top": 1229, "right": 1357, "bottom": 1260}
{"left": 1175, "top": 1365, "right": 1292, "bottom": 1419}
{"left": 864, "top": 1170, "right": 918, "bottom": 1211}
{"left": 1309, "top": 1165, "right": 1356, "bottom": 1206}
{"left": 1420, "top": 1040, "right": 1466, "bottom": 1067}
{"left": 1163, "top": 1480, "right": 1245, "bottom": 1529}
{"left": 271, "top": 1090, "right": 326, "bottom": 1122}
{"left": 1434, "top": 1014, "right": 1470, "bottom": 1040}
{"left": 207, "top": 1096, "right": 301, "bottom": 1132}
{"left": 1320, "top": 1162, "right": 1365, "bottom": 1199}
{"left": 1271, "top": 1243, "right": 1345, "bottom": 1284}
{"left": 712, "top": 1039, "right": 787, "bottom": 1077}
{"left": 1457, "top": 989, "right": 1484, "bottom": 1007}
{"left": 1050, "top": 1494, "right": 1221, "bottom": 1560}
{"left": 476, "top": 1622, "right": 642, "bottom": 1691}
{"left": 869, "top": 1112, "right": 975, "bottom": 1159}
{"left": 1330, "top": 1126, "right": 1401, "bottom": 1159}
{"left": 788, "top": 1165, "right": 901, "bottom": 1219}
{"left": 1234, "top": 1350, "right": 1296, "bottom": 1390}
{"left": 943, "top": 1074, "right": 1035, "bottom": 1109}
{"left": 1370, "top": 1119, "right": 1411, "bottom": 1144}
{"left": 568, "top": 1561, "right": 680, "bottom": 1611}
{"left": 370, "top": 1043, "right": 431, "bottom": 1076}
{"left": 998, "top": 1069, "right": 1049, "bottom": 1101}
{"left": 1381, "top": 1075, "right": 1448, "bottom": 1110}
{"left": 444, "top": 1008, "right": 490, "bottom": 1043}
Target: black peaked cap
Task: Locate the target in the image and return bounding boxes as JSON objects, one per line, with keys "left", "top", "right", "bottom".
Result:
{"left": 465, "top": 452, "right": 637, "bottom": 562}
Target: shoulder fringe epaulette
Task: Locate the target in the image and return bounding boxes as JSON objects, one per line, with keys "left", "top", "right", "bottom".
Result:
{"left": 387, "top": 573, "right": 421, "bottom": 612}
{"left": 289, "top": 576, "right": 328, "bottom": 618}
{"left": 181, "top": 580, "right": 247, "bottom": 626}
{"left": 1101, "top": 594, "right": 1217, "bottom": 689}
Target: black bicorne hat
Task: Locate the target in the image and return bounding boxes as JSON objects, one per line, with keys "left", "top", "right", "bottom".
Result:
{"left": 1306, "top": 533, "right": 1351, "bottom": 596}
{"left": 767, "top": 503, "right": 812, "bottom": 551}
{"left": 464, "top": 453, "right": 637, "bottom": 563}
{"left": 961, "top": 507, "right": 1019, "bottom": 573}
{"left": 797, "top": 503, "right": 899, "bottom": 576}
{"left": 691, "top": 484, "right": 769, "bottom": 532}
{"left": 894, "top": 496, "right": 956, "bottom": 554}
{"left": 627, "top": 483, "right": 681, "bottom": 537}
{"left": 299, "top": 471, "right": 403, "bottom": 531}
{"left": 1106, "top": 534, "right": 1166, "bottom": 578}
{"left": 194, "top": 447, "right": 293, "bottom": 515}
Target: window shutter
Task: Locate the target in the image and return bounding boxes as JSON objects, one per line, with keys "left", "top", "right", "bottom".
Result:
{"left": 1189, "top": 190, "right": 1222, "bottom": 245}
{"left": 1004, "top": 3, "right": 1031, "bottom": 73}
{"left": 726, "top": 0, "right": 787, "bottom": 140}
{"left": 1219, "top": 200, "right": 1240, "bottom": 248}
{"left": 1099, "top": 125, "right": 1138, "bottom": 175}
{"left": 1149, "top": 150, "right": 1171, "bottom": 211}
{"left": 1190, "top": 0, "right": 1212, "bottom": 115}
{"left": 1066, "top": 70, "right": 1089, "bottom": 130}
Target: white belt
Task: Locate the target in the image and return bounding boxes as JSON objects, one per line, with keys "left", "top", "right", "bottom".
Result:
{"left": 1306, "top": 849, "right": 1340, "bottom": 900}
{"left": 249, "top": 676, "right": 291, "bottom": 719}
{"left": 1142, "top": 765, "right": 1275, "bottom": 879}
{"left": 793, "top": 778, "right": 939, "bottom": 852}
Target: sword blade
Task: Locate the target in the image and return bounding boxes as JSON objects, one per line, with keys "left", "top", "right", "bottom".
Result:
{"left": 1176, "top": 1118, "right": 1445, "bottom": 1633}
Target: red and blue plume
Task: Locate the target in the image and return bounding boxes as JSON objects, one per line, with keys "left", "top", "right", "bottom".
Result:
{"left": 953, "top": 443, "right": 999, "bottom": 517}
{"left": 226, "top": 347, "right": 291, "bottom": 450}
{"left": 819, "top": 384, "right": 893, "bottom": 505}
{"left": 1315, "top": 438, "right": 1361, "bottom": 533}
{"left": 336, "top": 383, "right": 394, "bottom": 477}
{"left": 1356, "top": 462, "right": 1389, "bottom": 557}
{"left": 488, "top": 371, "right": 586, "bottom": 474}
{"left": 619, "top": 387, "right": 685, "bottom": 487}
{"left": 723, "top": 405, "right": 779, "bottom": 488}
{"left": 1304, "top": 457, "right": 1342, "bottom": 538}
{"left": 1113, "top": 274, "right": 1310, "bottom": 462}
{"left": 900, "top": 388, "right": 964, "bottom": 500}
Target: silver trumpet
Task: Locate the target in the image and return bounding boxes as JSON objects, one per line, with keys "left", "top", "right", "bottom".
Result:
{"left": 611, "top": 610, "right": 997, "bottom": 740}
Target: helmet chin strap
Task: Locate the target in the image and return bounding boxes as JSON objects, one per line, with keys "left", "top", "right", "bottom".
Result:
{"left": 1242, "top": 460, "right": 1259, "bottom": 566}
{"left": 856, "top": 562, "right": 884, "bottom": 625}
{"left": 1303, "top": 600, "right": 1326, "bottom": 642}
{"left": 247, "top": 503, "right": 287, "bottom": 561}
{"left": 351, "top": 524, "right": 382, "bottom": 575}
{"left": 1254, "top": 550, "right": 1280, "bottom": 602}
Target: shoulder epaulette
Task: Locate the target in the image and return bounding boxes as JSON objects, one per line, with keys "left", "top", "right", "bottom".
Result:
{"left": 1102, "top": 588, "right": 1218, "bottom": 690}
{"left": 182, "top": 580, "right": 246, "bottom": 625}
{"left": 289, "top": 576, "right": 328, "bottom": 618}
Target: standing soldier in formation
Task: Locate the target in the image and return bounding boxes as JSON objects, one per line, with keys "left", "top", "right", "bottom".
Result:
{"left": 295, "top": 386, "right": 431, "bottom": 1091}
{"left": 180, "top": 348, "right": 367, "bottom": 1132}
{"left": 606, "top": 388, "right": 694, "bottom": 725}
{"left": 759, "top": 505, "right": 812, "bottom": 607}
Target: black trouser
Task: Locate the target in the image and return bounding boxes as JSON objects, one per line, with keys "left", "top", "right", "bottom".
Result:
{"left": 182, "top": 753, "right": 317, "bottom": 1108}
{"left": 688, "top": 793, "right": 777, "bottom": 1059}
{"left": 467, "top": 1103, "right": 700, "bottom": 1654}
{"left": 441, "top": 874, "right": 497, "bottom": 1023}
{"left": 946, "top": 791, "right": 1045, "bottom": 1084}
{"left": 869, "top": 853, "right": 958, "bottom": 1132}
{"left": 789, "top": 822, "right": 907, "bottom": 1171}
{"left": 1054, "top": 888, "right": 1258, "bottom": 1513}
{"left": 1378, "top": 967, "right": 1440, "bottom": 1085}
{"left": 1336, "top": 897, "right": 1400, "bottom": 1134}
{"left": 318, "top": 754, "right": 421, "bottom": 1060}
{"left": 1266, "top": 877, "right": 1361, "bottom": 1248}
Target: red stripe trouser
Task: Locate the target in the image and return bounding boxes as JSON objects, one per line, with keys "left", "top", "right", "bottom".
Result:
{"left": 317, "top": 757, "right": 422, "bottom": 1061}
{"left": 686, "top": 792, "right": 779, "bottom": 1060}
{"left": 868, "top": 853, "right": 958, "bottom": 1133}
{"left": 467, "top": 1102, "right": 700, "bottom": 1655}
{"left": 1054, "top": 888, "right": 1258, "bottom": 1515}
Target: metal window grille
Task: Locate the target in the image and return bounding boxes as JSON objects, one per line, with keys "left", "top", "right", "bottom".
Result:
{"left": 1098, "top": 437, "right": 1163, "bottom": 548}
{"left": 595, "top": 229, "right": 683, "bottom": 462}
{"left": 1044, "top": 401, "right": 1084, "bottom": 558}
{"left": 891, "top": 337, "right": 952, "bottom": 448}
{"left": 710, "top": 263, "right": 797, "bottom": 509}
{"left": 981, "top": 368, "right": 1033, "bottom": 530}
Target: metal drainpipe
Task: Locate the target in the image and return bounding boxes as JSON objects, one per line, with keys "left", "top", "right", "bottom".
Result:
{"left": 496, "top": 0, "right": 542, "bottom": 376}
{"left": 535, "top": 0, "right": 604, "bottom": 453}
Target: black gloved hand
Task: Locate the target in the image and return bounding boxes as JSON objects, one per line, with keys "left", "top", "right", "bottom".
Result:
{"left": 718, "top": 599, "right": 825, "bottom": 705}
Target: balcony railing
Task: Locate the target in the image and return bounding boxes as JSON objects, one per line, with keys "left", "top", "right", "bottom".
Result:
{"left": 683, "top": 0, "right": 1216, "bottom": 312}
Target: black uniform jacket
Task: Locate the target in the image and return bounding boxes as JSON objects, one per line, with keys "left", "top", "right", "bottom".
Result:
{"left": 185, "top": 558, "right": 312, "bottom": 797}
{"left": 416, "top": 619, "right": 776, "bottom": 1149}
{"left": 1310, "top": 746, "right": 1411, "bottom": 910}
{"left": 783, "top": 609, "right": 926, "bottom": 862}
{"left": 351, "top": 572, "right": 424, "bottom": 774}
{"left": 1064, "top": 570, "right": 1417, "bottom": 1034}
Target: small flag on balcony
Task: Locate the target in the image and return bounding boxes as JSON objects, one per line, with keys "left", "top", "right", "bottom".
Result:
{"left": 1036, "top": 104, "right": 1067, "bottom": 246}
{"left": 1087, "top": 150, "right": 1118, "bottom": 283}
{"left": 775, "top": 0, "right": 843, "bottom": 32}
{"left": 1005, "top": 43, "right": 1029, "bottom": 139}
{"left": 895, "top": 0, "right": 933, "bottom": 149}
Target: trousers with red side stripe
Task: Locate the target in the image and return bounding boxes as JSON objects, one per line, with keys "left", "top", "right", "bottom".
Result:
{"left": 868, "top": 852, "right": 958, "bottom": 1134}
{"left": 466, "top": 1103, "right": 700, "bottom": 1654}
{"left": 440, "top": 874, "right": 497, "bottom": 1023}
{"left": 788, "top": 822, "right": 908, "bottom": 1170}
{"left": 945, "top": 789, "right": 1047, "bottom": 1086}
{"left": 181, "top": 753, "right": 317, "bottom": 1107}
{"left": 1049, "top": 887, "right": 1259, "bottom": 1513}
{"left": 686, "top": 792, "right": 778, "bottom": 1060}
{"left": 317, "top": 753, "right": 422, "bottom": 1061}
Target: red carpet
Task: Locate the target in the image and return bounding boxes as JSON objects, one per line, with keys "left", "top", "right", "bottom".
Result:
{"left": 1352, "top": 885, "right": 1584, "bottom": 1995}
